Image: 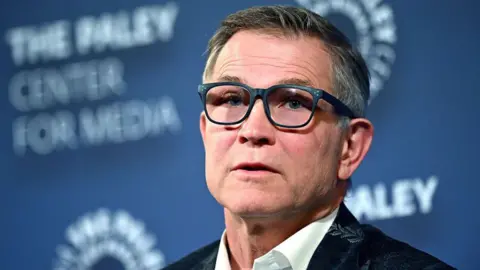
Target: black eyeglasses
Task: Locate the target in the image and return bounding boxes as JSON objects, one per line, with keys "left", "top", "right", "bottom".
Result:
{"left": 198, "top": 82, "right": 356, "bottom": 128}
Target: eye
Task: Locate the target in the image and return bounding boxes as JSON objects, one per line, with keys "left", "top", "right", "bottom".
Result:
{"left": 280, "top": 95, "right": 312, "bottom": 111}
{"left": 284, "top": 99, "right": 304, "bottom": 110}
{"left": 223, "top": 93, "right": 243, "bottom": 106}
{"left": 268, "top": 87, "right": 314, "bottom": 111}
{"left": 206, "top": 86, "right": 249, "bottom": 107}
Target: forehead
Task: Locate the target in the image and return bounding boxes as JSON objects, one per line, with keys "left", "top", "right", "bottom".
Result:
{"left": 211, "top": 30, "right": 333, "bottom": 91}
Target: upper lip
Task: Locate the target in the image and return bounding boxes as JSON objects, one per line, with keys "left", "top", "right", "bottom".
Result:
{"left": 232, "top": 162, "right": 279, "bottom": 173}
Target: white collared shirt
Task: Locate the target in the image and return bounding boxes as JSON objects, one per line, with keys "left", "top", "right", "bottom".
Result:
{"left": 214, "top": 207, "right": 339, "bottom": 270}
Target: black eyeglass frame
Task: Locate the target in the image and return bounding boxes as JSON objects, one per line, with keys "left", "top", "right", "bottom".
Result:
{"left": 198, "top": 82, "right": 356, "bottom": 128}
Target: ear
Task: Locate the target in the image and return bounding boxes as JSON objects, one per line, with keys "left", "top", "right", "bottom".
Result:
{"left": 337, "top": 118, "right": 374, "bottom": 180}
{"left": 200, "top": 111, "right": 207, "bottom": 147}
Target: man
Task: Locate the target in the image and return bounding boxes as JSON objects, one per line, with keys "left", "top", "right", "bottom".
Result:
{"left": 164, "top": 5, "right": 454, "bottom": 270}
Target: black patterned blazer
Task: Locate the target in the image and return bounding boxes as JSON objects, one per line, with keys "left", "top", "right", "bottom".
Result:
{"left": 163, "top": 203, "right": 455, "bottom": 270}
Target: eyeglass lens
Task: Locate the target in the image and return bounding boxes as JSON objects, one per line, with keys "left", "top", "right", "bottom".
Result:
{"left": 205, "top": 85, "right": 315, "bottom": 126}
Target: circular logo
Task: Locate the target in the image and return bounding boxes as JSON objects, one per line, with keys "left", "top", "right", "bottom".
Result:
{"left": 296, "top": 0, "right": 397, "bottom": 103}
{"left": 53, "top": 208, "right": 166, "bottom": 270}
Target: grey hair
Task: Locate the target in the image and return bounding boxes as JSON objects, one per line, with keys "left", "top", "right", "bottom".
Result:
{"left": 202, "top": 5, "right": 371, "bottom": 123}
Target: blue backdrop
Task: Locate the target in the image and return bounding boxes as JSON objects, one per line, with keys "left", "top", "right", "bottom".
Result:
{"left": 1, "top": 0, "right": 479, "bottom": 269}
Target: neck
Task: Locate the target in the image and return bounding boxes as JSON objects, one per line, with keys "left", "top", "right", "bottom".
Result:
{"left": 224, "top": 201, "right": 341, "bottom": 270}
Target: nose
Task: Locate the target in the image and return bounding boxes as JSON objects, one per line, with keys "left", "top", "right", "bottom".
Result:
{"left": 237, "top": 99, "right": 276, "bottom": 146}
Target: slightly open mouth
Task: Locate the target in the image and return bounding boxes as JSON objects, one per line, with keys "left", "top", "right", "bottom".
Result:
{"left": 235, "top": 164, "right": 276, "bottom": 173}
{"left": 241, "top": 166, "right": 269, "bottom": 171}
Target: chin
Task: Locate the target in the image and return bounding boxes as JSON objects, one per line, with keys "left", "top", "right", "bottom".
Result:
{"left": 221, "top": 189, "right": 292, "bottom": 218}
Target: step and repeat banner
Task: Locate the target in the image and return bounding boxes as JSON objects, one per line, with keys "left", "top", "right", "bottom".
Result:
{"left": 1, "top": 0, "right": 478, "bottom": 269}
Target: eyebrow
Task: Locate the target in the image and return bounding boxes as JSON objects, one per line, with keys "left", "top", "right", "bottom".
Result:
{"left": 217, "top": 75, "right": 242, "bottom": 83}
{"left": 276, "top": 78, "right": 315, "bottom": 87}
{"left": 216, "top": 75, "right": 316, "bottom": 88}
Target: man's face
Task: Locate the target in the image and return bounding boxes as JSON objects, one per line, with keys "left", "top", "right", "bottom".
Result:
{"left": 200, "top": 30, "right": 346, "bottom": 218}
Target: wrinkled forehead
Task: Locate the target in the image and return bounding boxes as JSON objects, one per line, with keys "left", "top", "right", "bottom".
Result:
{"left": 209, "top": 30, "right": 333, "bottom": 91}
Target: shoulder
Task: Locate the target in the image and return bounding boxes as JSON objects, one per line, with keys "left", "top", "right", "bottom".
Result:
{"left": 359, "top": 224, "right": 456, "bottom": 269}
{"left": 162, "top": 240, "right": 220, "bottom": 270}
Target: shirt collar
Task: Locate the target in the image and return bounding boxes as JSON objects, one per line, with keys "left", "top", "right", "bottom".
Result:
{"left": 271, "top": 207, "right": 339, "bottom": 270}
{"left": 214, "top": 207, "right": 339, "bottom": 270}
{"left": 215, "top": 230, "right": 232, "bottom": 270}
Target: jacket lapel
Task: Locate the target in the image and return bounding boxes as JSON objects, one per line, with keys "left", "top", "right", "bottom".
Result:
{"left": 192, "top": 244, "right": 219, "bottom": 270}
{"left": 307, "top": 203, "right": 365, "bottom": 270}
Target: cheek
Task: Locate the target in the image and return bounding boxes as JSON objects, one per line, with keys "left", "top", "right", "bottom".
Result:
{"left": 282, "top": 134, "right": 319, "bottom": 160}
{"left": 278, "top": 135, "right": 316, "bottom": 182}
{"left": 281, "top": 130, "right": 337, "bottom": 175}
{"left": 205, "top": 128, "right": 237, "bottom": 171}
{"left": 208, "top": 132, "right": 235, "bottom": 156}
